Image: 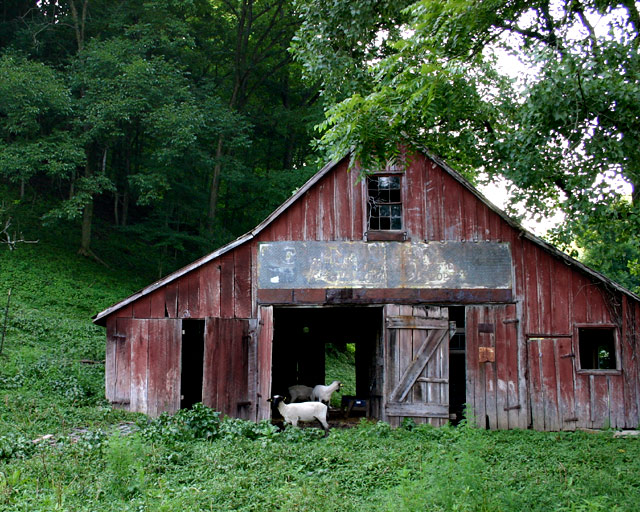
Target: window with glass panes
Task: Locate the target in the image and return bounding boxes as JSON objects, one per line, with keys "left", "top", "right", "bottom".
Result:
{"left": 367, "top": 175, "right": 402, "bottom": 230}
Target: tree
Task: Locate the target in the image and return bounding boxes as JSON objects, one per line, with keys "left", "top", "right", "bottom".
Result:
{"left": 0, "top": 54, "right": 84, "bottom": 199}
{"left": 1, "top": 0, "right": 321, "bottom": 272}
{"left": 293, "top": 0, "right": 640, "bottom": 288}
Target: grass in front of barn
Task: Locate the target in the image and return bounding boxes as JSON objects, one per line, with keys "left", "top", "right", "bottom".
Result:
{"left": 0, "top": 236, "right": 639, "bottom": 511}
{"left": 1, "top": 410, "right": 639, "bottom": 511}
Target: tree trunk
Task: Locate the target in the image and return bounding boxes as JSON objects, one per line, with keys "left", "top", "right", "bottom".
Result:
{"left": 79, "top": 198, "right": 93, "bottom": 256}
{"left": 114, "top": 191, "right": 119, "bottom": 226}
{"left": 122, "top": 189, "right": 129, "bottom": 227}
{"left": 207, "top": 135, "right": 224, "bottom": 234}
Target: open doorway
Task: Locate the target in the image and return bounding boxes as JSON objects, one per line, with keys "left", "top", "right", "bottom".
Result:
{"left": 271, "top": 306, "right": 383, "bottom": 418}
{"left": 181, "top": 319, "right": 205, "bottom": 409}
{"left": 448, "top": 306, "right": 466, "bottom": 424}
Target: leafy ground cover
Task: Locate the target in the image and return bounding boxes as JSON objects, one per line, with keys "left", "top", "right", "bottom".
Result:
{"left": 0, "top": 239, "right": 639, "bottom": 511}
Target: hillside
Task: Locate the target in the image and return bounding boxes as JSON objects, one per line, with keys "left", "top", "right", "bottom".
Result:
{"left": 0, "top": 237, "right": 639, "bottom": 511}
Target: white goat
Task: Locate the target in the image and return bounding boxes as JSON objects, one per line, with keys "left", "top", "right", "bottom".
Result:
{"left": 268, "top": 395, "right": 329, "bottom": 434}
{"left": 311, "top": 380, "right": 342, "bottom": 405}
{"left": 288, "top": 384, "right": 313, "bottom": 403}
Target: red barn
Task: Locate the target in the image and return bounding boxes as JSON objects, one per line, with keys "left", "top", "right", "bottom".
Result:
{"left": 93, "top": 151, "right": 640, "bottom": 430}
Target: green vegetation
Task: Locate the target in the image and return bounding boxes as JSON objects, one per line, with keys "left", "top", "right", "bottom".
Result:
{"left": 0, "top": 239, "right": 639, "bottom": 511}
{"left": 2, "top": 2, "right": 640, "bottom": 509}
{"left": 292, "top": 0, "right": 640, "bottom": 292}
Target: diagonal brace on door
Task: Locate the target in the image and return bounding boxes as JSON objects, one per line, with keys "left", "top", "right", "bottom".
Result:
{"left": 389, "top": 321, "right": 455, "bottom": 403}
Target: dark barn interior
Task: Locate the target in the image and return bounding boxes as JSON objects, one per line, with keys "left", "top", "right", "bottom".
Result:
{"left": 271, "top": 306, "right": 382, "bottom": 416}
{"left": 270, "top": 305, "right": 467, "bottom": 423}
{"left": 181, "top": 319, "right": 205, "bottom": 409}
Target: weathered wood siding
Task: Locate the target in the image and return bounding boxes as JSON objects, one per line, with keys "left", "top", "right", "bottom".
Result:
{"left": 105, "top": 317, "right": 180, "bottom": 416}
{"left": 101, "top": 152, "right": 640, "bottom": 429}
{"left": 466, "top": 304, "right": 527, "bottom": 430}
{"left": 202, "top": 317, "right": 253, "bottom": 419}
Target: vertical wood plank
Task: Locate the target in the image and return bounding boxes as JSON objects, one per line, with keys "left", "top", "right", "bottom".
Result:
{"left": 200, "top": 261, "right": 221, "bottom": 318}
{"left": 537, "top": 247, "right": 553, "bottom": 334}
{"left": 130, "top": 319, "right": 149, "bottom": 414}
{"left": 462, "top": 188, "right": 477, "bottom": 241}
{"left": 465, "top": 306, "right": 482, "bottom": 427}
{"left": 288, "top": 200, "right": 305, "bottom": 240}
{"left": 115, "top": 304, "right": 133, "bottom": 318}
{"left": 383, "top": 304, "right": 399, "bottom": 427}
{"left": 177, "top": 276, "right": 189, "bottom": 318}
{"left": 165, "top": 282, "right": 178, "bottom": 318}
{"left": 528, "top": 338, "right": 544, "bottom": 430}
{"left": 556, "top": 337, "right": 577, "bottom": 431}
{"left": 146, "top": 319, "right": 166, "bottom": 417}
{"left": 305, "top": 188, "right": 319, "bottom": 241}
{"left": 220, "top": 252, "right": 234, "bottom": 318}
{"left": 321, "top": 176, "right": 334, "bottom": 240}
{"left": 590, "top": 375, "right": 610, "bottom": 428}
{"left": 105, "top": 318, "right": 117, "bottom": 402}
{"left": 574, "top": 372, "right": 592, "bottom": 429}
{"left": 133, "top": 297, "right": 150, "bottom": 319}
{"left": 256, "top": 306, "right": 273, "bottom": 421}
{"left": 351, "top": 168, "right": 365, "bottom": 240}
{"left": 551, "top": 259, "right": 571, "bottom": 334}
{"left": 525, "top": 247, "right": 540, "bottom": 334}
{"left": 609, "top": 374, "right": 625, "bottom": 429}
{"left": 234, "top": 244, "right": 252, "bottom": 319}
{"left": 149, "top": 289, "right": 165, "bottom": 318}
{"left": 540, "top": 337, "right": 560, "bottom": 430}
{"left": 425, "top": 163, "right": 438, "bottom": 241}
{"left": 404, "top": 157, "right": 422, "bottom": 239}
{"left": 495, "top": 306, "right": 509, "bottom": 430}
{"left": 202, "top": 317, "right": 216, "bottom": 409}
{"left": 187, "top": 272, "right": 200, "bottom": 318}
{"left": 166, "top": 319, "right": 182, "bottom": 414}
{"left": 114, "top": 317, "right": 132, "bottom": 405}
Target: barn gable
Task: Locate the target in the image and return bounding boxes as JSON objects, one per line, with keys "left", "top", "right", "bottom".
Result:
{"left": 94, "top": 150, "right": 640, "bottom": 431}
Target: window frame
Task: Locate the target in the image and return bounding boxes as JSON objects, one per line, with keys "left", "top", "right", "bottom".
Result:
{"left": 574, "top": 323, "right": 621, "bottom": 375}
{"left": 364, "top": 170, "right": 406, "bottom": 241}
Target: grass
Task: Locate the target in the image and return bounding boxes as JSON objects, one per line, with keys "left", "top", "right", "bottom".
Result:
{"left": 0, "top": 227, "right": 639, "bottom": 510}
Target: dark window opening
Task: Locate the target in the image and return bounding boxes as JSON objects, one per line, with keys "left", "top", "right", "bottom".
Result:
{"left": 578, "top": 327, "right": 617, "bottom": 370}
{"left": 368, "top": 175, "right": 402, "bottom": 231}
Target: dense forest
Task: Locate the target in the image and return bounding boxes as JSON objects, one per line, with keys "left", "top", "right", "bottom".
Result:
{"left": 2, "top": 0, "right": 640, "bottom": 291}
{"left": 0, "top": 0, "right": 322, "bottom": 278}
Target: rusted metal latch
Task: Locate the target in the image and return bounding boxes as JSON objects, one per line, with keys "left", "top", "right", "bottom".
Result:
{"left": 479, "top": 346, "right": 495, "bottom": 363}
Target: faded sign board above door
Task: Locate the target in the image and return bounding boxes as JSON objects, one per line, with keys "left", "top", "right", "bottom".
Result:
{"left": 258, "top": 241, "right": 512, "bottom": 290}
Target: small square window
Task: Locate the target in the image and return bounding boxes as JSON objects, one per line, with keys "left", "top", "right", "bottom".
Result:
{"left": 578, "top": 327, "right": 617, "bottom": 370}
{"left": 367, "top": 175, "right": 402, "bottom": 231}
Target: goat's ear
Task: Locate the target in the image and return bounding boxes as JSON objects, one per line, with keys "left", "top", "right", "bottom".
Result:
{"left": 267, "top": 398, "right": 272, "bottom": 402}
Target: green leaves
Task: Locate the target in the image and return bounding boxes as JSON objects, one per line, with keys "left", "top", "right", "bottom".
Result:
{"left": 294, "top": 0, "right": 640, "bottom": 287}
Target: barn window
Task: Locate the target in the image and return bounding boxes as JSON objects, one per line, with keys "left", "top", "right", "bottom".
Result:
{"left": 367, "top": 175, "right": 402, "bottom": 231}
{"left": 577, "top": 327, "right": 618, "bottom": 371}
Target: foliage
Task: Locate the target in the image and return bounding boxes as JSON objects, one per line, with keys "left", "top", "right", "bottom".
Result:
{"left": 0, "top": 0, "right": 321, "bottom": 273}
{"left": 325, "top": 342, "right": 356, "bottom": 406}
{"left": 292, "top": 0, "right": 640, "bottom": 288}
{"left": 0, "top": 239, "right": 639, "bottom": 510}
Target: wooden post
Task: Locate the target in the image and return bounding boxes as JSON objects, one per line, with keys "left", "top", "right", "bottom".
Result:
{"left": 0, "top": 288, "right": 11, "bottom": 356}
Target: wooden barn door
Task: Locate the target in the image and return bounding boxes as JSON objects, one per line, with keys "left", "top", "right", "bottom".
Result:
{"left": 383, "top": 305, "right": 454, "bottom": 427}
{"left": 202, "top": 317, "right": 256, "bottom": 419}
{"left": 255, "top": 306, "right": 273, "bottom": 422}
{"left": 466, "top": 304, "right": 526, "bottom": 430}
{"left": 528, "top": 337, "right": 577, "bottom": 431}
{"left": 106, "top": 318, "right": 181, "bottom": 417}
